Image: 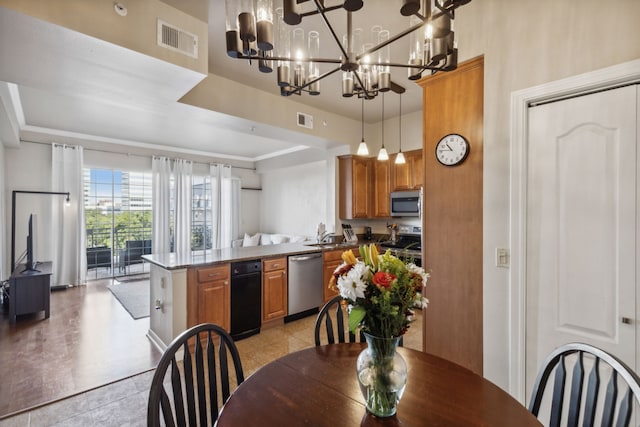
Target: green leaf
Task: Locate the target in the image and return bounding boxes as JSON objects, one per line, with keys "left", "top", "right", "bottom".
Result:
{"left": 349, "top": 305, "right": 366, "bottom": 333}
{"left": 359, "top": 245, "right": 368, "bottom": 265}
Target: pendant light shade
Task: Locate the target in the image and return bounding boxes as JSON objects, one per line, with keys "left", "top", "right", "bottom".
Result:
{"left": 357, "top": 97, "right": 369, "bottom": 155}
{"left": 395, "top": 93, "right": 406, "bottom": 164}
{"left": 377, "top": 93, "right": 388, "bottom": 161}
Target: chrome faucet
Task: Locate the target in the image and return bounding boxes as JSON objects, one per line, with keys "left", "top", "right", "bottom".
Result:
{"left": 317, "top": 231, "right": 333, "bottom": 243}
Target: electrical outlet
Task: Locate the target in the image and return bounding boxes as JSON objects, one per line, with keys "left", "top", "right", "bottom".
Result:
{"left": 496, "top": 248, "right": 509, "bottom": 268}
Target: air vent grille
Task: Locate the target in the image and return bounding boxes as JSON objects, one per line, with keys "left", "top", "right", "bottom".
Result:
{"left": 297, "top": 112, "right": 313, "bottom": 129}
{"left": 157, "top": 19, "right": 198, "bottom": 58}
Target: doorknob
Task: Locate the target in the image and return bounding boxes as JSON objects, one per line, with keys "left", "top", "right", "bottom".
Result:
{"left": 621, "top": 317, "right": 634, "bottom": 324}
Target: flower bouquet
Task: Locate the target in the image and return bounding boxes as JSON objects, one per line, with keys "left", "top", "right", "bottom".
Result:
{"left": 329, "top": 243, "right": 429, "bottom": 417}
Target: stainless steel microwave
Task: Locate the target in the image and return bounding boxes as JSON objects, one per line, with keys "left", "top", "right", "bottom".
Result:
{"left": 390, "top": 190, "right": 421, "bottom": 217}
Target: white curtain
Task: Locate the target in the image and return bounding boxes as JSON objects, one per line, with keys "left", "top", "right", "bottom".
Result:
{"left": 51, "top": 144, "right": 85, "bottom": 287}
{"left": 210, "top": 164, "right": 238, "bottom": 249}
{"left": 152, "top": 157, "right": 171, "bottom": 254}
{"left": 173, "top": 159, "right": 192, "bottom": 259}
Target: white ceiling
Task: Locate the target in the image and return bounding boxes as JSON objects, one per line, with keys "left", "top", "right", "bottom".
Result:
{"left": 0, "top": 1, "right": 428, "bottom": 162}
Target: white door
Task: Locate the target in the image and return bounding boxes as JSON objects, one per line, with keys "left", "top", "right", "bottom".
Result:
{"left": 524, "top": 85, "right": 638, "bottom": 398}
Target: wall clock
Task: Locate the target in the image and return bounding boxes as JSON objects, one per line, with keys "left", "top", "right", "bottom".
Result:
{"left": 435, "top": 133, "right": 470, "bottom": 166}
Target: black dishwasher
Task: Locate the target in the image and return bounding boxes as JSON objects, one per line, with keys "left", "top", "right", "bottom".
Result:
{"left": 230, "top": 259, "right": 262, "bottom": 340}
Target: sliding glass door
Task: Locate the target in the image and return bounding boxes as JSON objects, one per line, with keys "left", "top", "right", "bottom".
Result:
{"left": 84, "top": 168, "right": 152, "bottom": 280}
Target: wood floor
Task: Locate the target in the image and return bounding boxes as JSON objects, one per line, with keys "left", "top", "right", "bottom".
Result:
{"left": 0, "top": 279, "right": 161, "bottom": 418}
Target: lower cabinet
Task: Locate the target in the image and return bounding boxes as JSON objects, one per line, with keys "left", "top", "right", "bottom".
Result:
{"left": 263, "top": 257, "right": 288, "bottom": 321}
{"left": 322, "top": 250, "right": 343, "bottom": 303}
{"left": 188, "top": 264, "right": 230, "bottom": 331}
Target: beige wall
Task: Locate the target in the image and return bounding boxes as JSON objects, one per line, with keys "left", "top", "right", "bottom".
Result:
{"left": 0, "top": 0, "right": 208, "bottom": 74}
{"left": 451, "top": 0, "right": 640, "bottom": 391}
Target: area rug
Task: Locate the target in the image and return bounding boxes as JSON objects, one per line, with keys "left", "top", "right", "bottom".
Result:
{"left": 107, "top": 280, "right": 150, "bottom": 319}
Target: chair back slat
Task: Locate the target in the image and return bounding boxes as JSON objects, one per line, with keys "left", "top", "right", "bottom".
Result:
{"left": 325, "top": 315, "right": 335, "bottom": 344}
{"left": 335, "top": 303, "right": 346, "bottom": 343}
{"left": 170, "top": 358, "right": 186, "bottom": 426}
{"left": 567, "top": 351, "right": 585, "bottom": 427}
{"left": 182, "top": 342, "right": 197, "bottom": 426}
{"left": 206, "top": 332, "right": 219, "bottom": 424}
{"left": 615, "top": 389, "right": 633, "bottom": 427}
{"left": 528, "top": 343, "right": 640, "bottom": 427}
{"left": 148, "top": 323, "right": 245, "bottom": 427}
{"left": 582, "top": 357, "right": 600, "bottom": 427}
{"left": 600, "top": 370, "right": 618, "bottom": 427}
{"left": 219, "top": 339, "right": 231, "bottom": 402}
{"left": 549, "top": 354, "right": 567, "bottom": 427}
{"left": 194, "top": 336, "right": 207, "bottom": 426}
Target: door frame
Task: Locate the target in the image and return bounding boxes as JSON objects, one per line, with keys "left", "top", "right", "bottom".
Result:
{"left": 509, "top": 59, "right": 640, "bottom": 402}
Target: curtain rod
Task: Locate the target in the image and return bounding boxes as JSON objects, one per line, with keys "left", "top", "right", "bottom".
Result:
{"left": 19, "top": 139, "right": 257, "bottom": 171}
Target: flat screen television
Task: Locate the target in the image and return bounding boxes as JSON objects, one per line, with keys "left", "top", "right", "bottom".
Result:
{"left": 24, "top": 213, "right": 39, "bottom": 272}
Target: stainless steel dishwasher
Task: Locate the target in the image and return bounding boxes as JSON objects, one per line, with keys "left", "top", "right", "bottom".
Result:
{"left": 285, "top": 252, "right": 323, "bottom": 322}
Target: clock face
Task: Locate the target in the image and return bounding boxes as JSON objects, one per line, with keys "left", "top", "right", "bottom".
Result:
{"left": 435, "top": 134, "right": 469, "bottom": 166}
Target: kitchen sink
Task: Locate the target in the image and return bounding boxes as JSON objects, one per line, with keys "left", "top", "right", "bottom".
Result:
{"left": 303, "top": 242, "right": 356, "bottom": 250}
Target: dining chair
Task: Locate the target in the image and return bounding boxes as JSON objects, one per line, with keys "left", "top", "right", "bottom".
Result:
{"left": 314, "top": 295, "right": 362, "bottom": 346}
{"left": 147, "top": 323, "right": 245, "bottom": 427}
{"left": 528, "top": 342, "right": 640, "bottom": 427}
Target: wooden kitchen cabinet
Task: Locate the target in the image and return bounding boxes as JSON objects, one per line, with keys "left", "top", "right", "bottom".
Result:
{"left": 322, "top": 250, "right": 343, "bottom": 302}
{"left": 339, "top": 155, "right": 373, "bottom": 219}
{"left": 193, "top": 264, "right": 230, "bottom": 331}
{"left": 262, "top": 257, "right": 287, "bottom": 321}
{"left": 391, "top": 149, "right": 423, "bottom": 191}
{"left": 373, "top": 159, "right": 391, "bottom": 217}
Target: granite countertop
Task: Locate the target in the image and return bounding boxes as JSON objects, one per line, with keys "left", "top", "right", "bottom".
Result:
{"left": 142, "top": 241, "right": 364, "bottom": 270}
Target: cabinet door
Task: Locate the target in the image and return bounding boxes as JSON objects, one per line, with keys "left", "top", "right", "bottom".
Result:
{"left": 198, "top": 278, "right": 230, "bottom": 331}
{"left": 352, "top": 157, "right": 372, "bottom": 218}
{"left": 408, "top": 150, "right": 424, "bottom": 189}
{"left": 263, "top": 269, "right": 287, "bottom": 321}
{"left": 323, "top": 250, "right": 343, "bottom": 302}
{"left": 392, "top": 150, "right": 423, "bottom": 191}
{"left": 373, "top": 160, "right": 391, "bottom": 217}
{"left": 392, "top": 155, "right": 411, "bottom": 191}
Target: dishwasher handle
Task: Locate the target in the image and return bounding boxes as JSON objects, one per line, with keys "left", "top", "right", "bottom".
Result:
{"left": 289, "top": 253, "right": 322, "bottom": 262}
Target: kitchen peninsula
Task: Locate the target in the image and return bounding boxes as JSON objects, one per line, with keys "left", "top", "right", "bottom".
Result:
{"left": 142, "top": 242, "right": 352, "bottom": 351}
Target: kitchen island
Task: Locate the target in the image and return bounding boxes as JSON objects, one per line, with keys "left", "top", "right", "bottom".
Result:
{"left": 142, "top": 242, "right": 354, "bottom": 351}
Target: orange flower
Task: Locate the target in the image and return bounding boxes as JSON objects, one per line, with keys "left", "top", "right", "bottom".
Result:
{"left": 372, "top": 271, "right": 396, "bottom": 289}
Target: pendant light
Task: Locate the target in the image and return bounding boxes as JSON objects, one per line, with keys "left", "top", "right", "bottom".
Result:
{"left": 395, "top": 93, "right": 406, "bottom": 164}
{"left": 357, "top": 97, "right": 369, "bottom": 155}
{"left": 377, "top": 93, "right": 389, "bottom": 161}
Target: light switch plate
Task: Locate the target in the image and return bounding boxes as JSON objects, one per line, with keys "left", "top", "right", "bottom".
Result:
{"left": 496, "top": 248, "right": 509, "bottom": 268}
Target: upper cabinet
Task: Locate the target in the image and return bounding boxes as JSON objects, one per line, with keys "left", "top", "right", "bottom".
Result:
{"left": 391, "top": 150, "right": 423, "bottom": 191}
{"left": 339, "top": 155, "right": 373, "bottom": 219}
{"left": 339, "top": 150, "right": 422, "bottom": 219}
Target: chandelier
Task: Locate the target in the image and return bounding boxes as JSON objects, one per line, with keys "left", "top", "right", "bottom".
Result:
{"left": 224, "top": 0, "right": 472, "bottom": 100}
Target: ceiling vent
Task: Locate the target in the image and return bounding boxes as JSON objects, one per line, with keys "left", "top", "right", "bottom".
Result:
{"left": 157, "top": 19, "right": 198, "bottom": 59}
{"left": 297, "top": 112, "right": 313, "bottom": 129}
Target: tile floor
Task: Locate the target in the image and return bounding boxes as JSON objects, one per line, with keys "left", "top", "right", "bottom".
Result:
{"left": 0, "top": 285, "right": 423, "bottom": 427}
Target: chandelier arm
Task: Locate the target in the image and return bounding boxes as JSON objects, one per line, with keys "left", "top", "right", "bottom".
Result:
{"left": 297, "top": 2, "right": 343, "bottom": 19}
{"left": 312, "top": 0, "right": 350, "bottom": 62}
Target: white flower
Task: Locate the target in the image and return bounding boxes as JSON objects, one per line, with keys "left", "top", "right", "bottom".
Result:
{"left": 407, "top": 263, "right": 430, "bottom": 287}
{"left": 336, "top": 261, "right": 369, "bottom": 301}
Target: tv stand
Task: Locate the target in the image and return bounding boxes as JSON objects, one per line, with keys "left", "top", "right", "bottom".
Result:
{"left": 9, "top": 261, "right": 52, "bottom": 323}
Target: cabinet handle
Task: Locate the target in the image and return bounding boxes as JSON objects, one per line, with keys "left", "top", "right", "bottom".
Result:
{"left": 208, "top": 273, "right": 220, "bottom": 277}
{"left": 622, "top": 317, "right": 634, "bottom": 324}
{"left": 273, "top": 263, "right": 280, "bottom": 268}
{"left": 224, "top": 280, "right": 229, "bottom": 285}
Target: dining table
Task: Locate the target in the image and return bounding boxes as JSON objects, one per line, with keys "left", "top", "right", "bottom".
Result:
{"left": 215, "top": 343, "right": 543, "bottom": 426}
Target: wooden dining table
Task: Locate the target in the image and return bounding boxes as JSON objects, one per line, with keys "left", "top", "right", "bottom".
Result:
{"left": 215, "top": 343, "right": 542, "bottom": 426}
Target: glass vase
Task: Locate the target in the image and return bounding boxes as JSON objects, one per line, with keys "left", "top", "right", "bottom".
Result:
{"left": 356, "top": 333, "right": 407, "bottom": 417}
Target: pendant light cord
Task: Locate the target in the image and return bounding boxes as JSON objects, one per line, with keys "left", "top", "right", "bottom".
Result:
{"left": 399, "top": 93, "right": 402, "bottom": 152}
{"left": 381, "top": 93, "right": 385, "bottom": 148}
{"left": 361, "top": 97, "right": 365, "bottom": 141}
